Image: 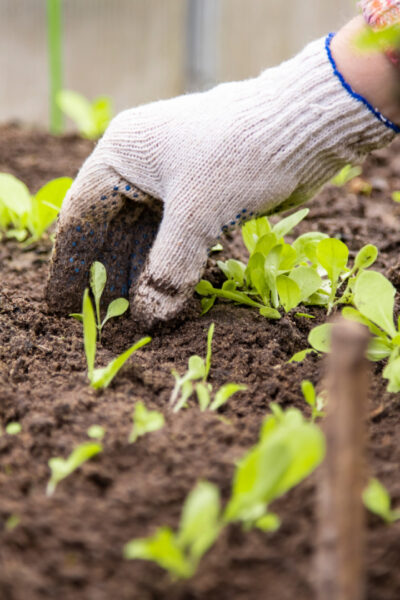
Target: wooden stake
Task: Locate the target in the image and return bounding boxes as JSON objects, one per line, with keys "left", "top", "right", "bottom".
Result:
{"left": 316, "top": 318, "right": 370, "bottom": 600}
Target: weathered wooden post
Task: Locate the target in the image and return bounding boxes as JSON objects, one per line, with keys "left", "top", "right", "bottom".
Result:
{"left": 316, "top": 319, "right": 370, "bottom": 600}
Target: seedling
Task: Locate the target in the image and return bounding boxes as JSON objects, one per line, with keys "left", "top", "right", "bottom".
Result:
{"left": 331, "top": 164, "right": 362, "bottom": 187}
{"left": 5, "top": 422, "right": 21, "bottom": 435}
{"left": 129, "top": 401, "right": 165, "bottom": 443}
{"left": 5, "top": 515, "right": 20, "bottom": 531}
{"left": 363, "top": 478, "right": 400, "bottom": 524}
{"left": 170, "top": 323, "right": 246, "bottom": 412}
{"left": 0, "top": 173, "right": 72, "bottom": 243}
{"left": 81, "top": 288, "right": 151, "bottom": 389}
{"left": 46, "top": 441, "right": 102, "bottom": 496}
{"left": 47, "top": 0, "right": 63, "bottom": 134}
{"left": 71, "top": 262, "right": 129, "bottom": 341}
{"left": 124, "top": 405, "right": 325, "bottom": 579}
{"left": 301, "top": 380, "right": 325, "bottom": 421}
{"left": 392, "top": 191, "right": 400, "bottom": 203}
{"left": 87, "top": 425, "right": 105, "bottom": 440}
{"left": 57, "top": 90, "right": 112, "bottom": 139}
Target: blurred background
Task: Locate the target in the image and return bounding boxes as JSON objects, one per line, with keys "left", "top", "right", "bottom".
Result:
{"left": 1, "top": 0, "right": 354, "bottom": 129}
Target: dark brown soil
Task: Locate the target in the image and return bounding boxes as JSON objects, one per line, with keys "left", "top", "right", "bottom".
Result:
{"left": 0, "top": 123, "right": 400, "bottom": 600}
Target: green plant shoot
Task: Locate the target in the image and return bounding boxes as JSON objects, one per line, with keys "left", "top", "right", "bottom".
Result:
{"left": 129, "top": 402, "right": 165, "bottom": 443}
{"left": 47, "top": 0, "right": 64, "bottom": 134}
{"left": 331, "top": 164, "right": 362, "bottom": 187}
{"left": 363, "top": 478, "right": 400, "bottom": 524}
{"left": 46, "top": 441, "right": 102, "bottom": 496}
{"left": 82, "top": 288, "right": 151, "bottom": 389}
{"left": 57, "top": 90, "right": 112, "bottom": 139}
{"left": 300, "top": 380, "right": 325, "bottom": 422}
{"left": 5, "top": 422, "right": 22, "bottom": 435}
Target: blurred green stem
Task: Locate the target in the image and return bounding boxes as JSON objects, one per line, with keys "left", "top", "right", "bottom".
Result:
{"left": 47, "top": 0, "right": 64, "bottom": 134}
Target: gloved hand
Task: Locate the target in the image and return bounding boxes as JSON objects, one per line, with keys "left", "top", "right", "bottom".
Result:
{"left": 46, "top": 29, "right": 398, "bottom": 329}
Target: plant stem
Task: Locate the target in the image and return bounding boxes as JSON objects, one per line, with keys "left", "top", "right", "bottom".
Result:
{"left": 47, "top": 0, "right": 64, "bottom": 134}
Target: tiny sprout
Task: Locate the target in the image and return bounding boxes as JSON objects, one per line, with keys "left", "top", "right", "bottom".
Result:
{"left": 87, "top": 425, "right": 105, "bottom": 440}
{"left": 6, "top": 422, "right": 21, "bottom": 435}
{"left": 129, "top": 402, "right": 165, "bottom": 444}
{"left": 46, "top": 441, "right": 102, "bottom": 496}
{"left": 392, "top": 191, "right": 400, "bottom": 203}
{"left": 363, "top": 478, "right": 400, "bottom": 524}
{"left": 331, "top": 164, "right": 362, "bottom": 187}
{"left": 300, "top": 380, "right": 325, "bottom": 421}
{"left": 5, "top": 514, "right": 20, "bottom": 531}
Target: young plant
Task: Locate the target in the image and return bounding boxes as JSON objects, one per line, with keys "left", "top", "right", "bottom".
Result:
{"left": 331, "top": 164, "right": 362, "bottom": 187}
{"left": 170, "top": 323, "right": 246, "bottom": 412}
{"left": 363, "top": 478, "right": 400, "bottom": 524}
{"left": 124, "top": 405, "right": 325, "bottom": 579}
{"left": 5, "top": 422, "right": 22, "bottom": 435}
{"left": 87, "top": 425, "right": 105, "bottom": 440}
{"left": 0, "top": 173, "right": 72, "bottom": 243}
{"left": 129, "top": 401, "right": 165, "bottom": 443}
{"left": 57, "top": 90, "right": 112, "bottom": 139}
{"left": 71, "top": 261, "right": 129, "bottom": 341}
{"left": 47, "top": 0, "right": 64, "bottom": 134}
{"left": 46, "top": 441, "right": 102, "bottom": 496}
{"left": 82, "top": 288, "right": 151, "bottom": 389}
{"left": 301, "top": 380, "right": 325, "bottom": 421}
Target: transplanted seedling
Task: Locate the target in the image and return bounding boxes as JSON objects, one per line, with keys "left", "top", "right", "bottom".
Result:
{"left": 124, "top": 405, "right": 325, "bottom": 579}
{"left": 0, "top": 173, "right": 72, "bottom": 243}
{"left": 169, "top": 323, "right": 246, "bottom": 412}
{"left": 71, "top": 261, "right": 129, "bottom": 341}
{"left": 46, "top": 441, "right": 102, "bottom": 496}
{"left": 301, "top": 380, "right": 325, "bottom": 422}
{"left": 330, "top": 164, "right": 362, "bottom": 187}
{"left": 363, "top": 478, "right": 400, "bottom": 524}
{"left": 57, "top": 90, "right": 112, "bottom": 139}
{"left": 129, "top": 401, "right": 165, "bottom": 443}
{"left": 82, "top": 288, "right": 151, "bottom": 389}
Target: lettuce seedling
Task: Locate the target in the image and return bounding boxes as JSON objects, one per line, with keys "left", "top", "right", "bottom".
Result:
{"left": 87, "top": 425, "right": 105, "bottom": 440}
{"left": 170, "top": 323, "right": 246, "bottom": 412}
{"left": 301, "top": 380, "right": 325, "bottom": 422}
{"left": 331, "top": 164, "right": 362, "bottom": 187}
{"left": 363, "top": 478, "right": 400, "bottom": 524}
{"left": 82, "top": 288, "right": 151, "bottom": 389}
{"left": 0, "top": 173, "right": 72, "bottom": 243}
{"left": 129, "top": 401, "right": 165, "bottom": 443}
{"left": 46, "top": 441, "right": 102, "bottom": 496}
{"left": 124, "top": 405, "right": 325, "bottom": 579}
{"left": 124, "top": 481, "right": 222, "bottom": 579}
{"left": 5, "top": 422, "right": 21, "bottom": 435}
{"left": 71, "top": 261, "right": 129, "bottom": 341}
{"left": 57, "top": 90, "right": 112, "bottom": 139}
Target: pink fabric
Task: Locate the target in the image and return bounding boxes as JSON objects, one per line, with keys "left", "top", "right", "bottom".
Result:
{"left": 360, "top": 0, "right": 400, "bottom": 28}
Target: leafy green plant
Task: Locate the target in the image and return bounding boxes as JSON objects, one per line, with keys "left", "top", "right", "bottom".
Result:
{"left": 170, "top": 323, "right": 246, "bottom": 412}
{"left": 129, "top": 401, "right": 165, "bottom": 443}
{"left": 46, "top": 441, "right": 102, "bottom": 496}
{"left": 363, "top": 478, "right": 400, "bottom": 524}
{"left": 331, "top": 164, "right": 362, "bottom": 187}
{"left": 124, "top": 405, "right": 325, "bottom": 579}
{"left": 81, "top": 288, "right": 151, "bottom": 389}
{"left": 87, "top": 425, "right": 105, "bottom": 440}
{"left": 57, "top": 90, "right": 112, "bottom": 139}
{"left": 197, "top": 209, "right": 377, "bottom": 318}
{"left": 301, "top": 380, "right": 325, "bottom": 421}
{"left": 0, "top": 174, "right": 72, "bottom": 243}
{"left": 5, "top": 422, "right": 21, "bottom": 435}
{"left": 71, "top": 262, "right": 129, "bottom": 341}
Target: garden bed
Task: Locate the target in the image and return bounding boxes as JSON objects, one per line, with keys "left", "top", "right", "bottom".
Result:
{"left": 0, "top": 123, "right": 399, "bottom": 600}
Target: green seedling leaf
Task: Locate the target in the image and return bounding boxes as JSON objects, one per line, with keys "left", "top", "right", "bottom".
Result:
{"left": 301, "top": 380, "right": 315, "bottom": 408}
{"left": 195, "top": 280, "right": 214, "bottom": 296}
{"left": 210, "top": 242, "right": 223, "bottom": 252}
{"left": 295, "top": 312, "right": 315, "bottom": 319}
{"left": 383, "top": 356, "right": 400, "bottom": 393}
{"left": 91, "top": 96, "right": 113, "bottom": 136}
{"left": 255, "top": 512, "right": 281, "bottom": 532}
{"left": 102, "top": 297, "right": 129, "bottom": 327}
{"left": 83, "top": 288, "right": 97, "bottom": 379}
{"left": 6, "top": 422, "right": 21, "bottom": 435}
{"left": 0, "top": 173, "right": 31, "bottom": 217}
{"left": 341, "top": 306, "right": 387, "bottom": 339}
{"left": 28, "top": 177, "right": 72, "bottom": 241}
{"left": 276, "top": 275, "right": 301, "bottom": 313}
{"left": 288, "top": 348, "right": 315, "bottom": 363}
{"left": 57, "top": 91, "right": 112, "bottom": 139}
{"left": 253, "top": 233, "right": 279, "bottom": 258}
{"left": 353, "top": 271, "right": 397, "bottom": 338}
{"left": 129, "top": 401, "right": 165, "bottom": 443}
{"left": 124, "top": 527, "right": 193, "bottom": 579}
{"left": 292, "top": 231, "right": 328, "bottom": 264}
{"left": 363, "top": 478, "right": 400, "bottom": 523}
{"left": 178, "top": 481, "right": 221, "bottom": 562}
{"left": 242, "top": 216, "right": 272, "bottom": 254}
{"left": 91, "top": 336, "right": 151, "bottom": 390}
{"left": 200, "top": 296, "right": 216, "bottom": 316}
{"left": 209, "top": 384, "right": 247, "bottom": 411}
{"left": 87, "top": 425, "right": 105, "bottom": 440}
{"left": 366, "top": 337, "right": 393, "bottom": 362}
{"left": 331, "top": 164, "right": 362, "bottom": 187}
{"left": 259, "top": 307, "right": 281, "bottom": 319}
{"left": 217, "top": 259, "right": 246, "bottom": 286}
{"left": 289, "top": 266, "right": 322, "bottom": 302}
{"left": 90, "top": 261, "right": 107, "bottom": 327}
{"left": 354, "top": 244, "right": 378, "bottom": 271}
{"left": 47, "top": 441, "right": 102, "bottom": 496}
{"left": 69, "top": 312, "right": 83, "bottom": 322}
{"left": 196, "top": 383, "right": 212, "bottom": 411}
{"left": 316, "top": 238, "right": 349, "bottom": 287}
{"left": 392, "top": 191, "right": 400, "bottom": 203}
{"left": 272, "top": 208, "right": 309, "bottom": 239}
{"left": 205, "top": 323, "right": 214, "bottom": 379}
{"left": 308, "top": 323, "right": 332, "bottom": 354}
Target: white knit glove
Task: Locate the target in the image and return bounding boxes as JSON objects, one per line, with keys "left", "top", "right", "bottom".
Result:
{"left": 46, "top": 35, "right": 397, "bottom": 328}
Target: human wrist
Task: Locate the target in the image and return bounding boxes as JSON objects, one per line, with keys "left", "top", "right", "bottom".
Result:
{"left": 331, "top": 16, "right": 400, "bottom": 126}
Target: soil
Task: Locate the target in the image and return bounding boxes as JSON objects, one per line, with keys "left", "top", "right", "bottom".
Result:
{"left": 0, "top": 122, "right": 400, "bottom": 600}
